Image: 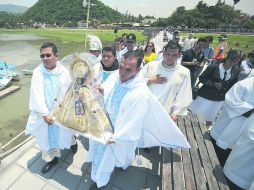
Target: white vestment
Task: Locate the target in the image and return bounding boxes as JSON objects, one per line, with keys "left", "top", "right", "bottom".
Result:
{"left": 182, "top": 38, "right": 195, "bottom": 51}
{"left": 238, "top": 59, "right": 254, "bottom": 81}
{"left": 223, "top": 113, "right": 254, "bottom": 189}
{"left": 93, "top": 62, "right": 118, "bottom": 84}
{"left": 210, "top": 77, "right": 254, "bottom": 149}
{"left": 25, "top": 62, "right": 75, "bottom": 161}
{"left": 142, "top": 59, "right": 192, "bottom": 115}
{"left": 88, "top": 72, "right": 190, "bottom": 187}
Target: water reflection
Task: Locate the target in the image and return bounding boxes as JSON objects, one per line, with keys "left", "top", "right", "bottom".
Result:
{"left": 0, "top": 34, "right": 86, "bottom": 145}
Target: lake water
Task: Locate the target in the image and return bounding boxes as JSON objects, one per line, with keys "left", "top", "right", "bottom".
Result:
{"left": 0, "top": 34, "right": 86, "bottom": 145}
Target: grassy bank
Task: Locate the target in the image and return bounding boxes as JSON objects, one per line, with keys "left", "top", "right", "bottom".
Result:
{"left": 182, "top": 32, "right": 254, "bottom": 54}
{"left": 0, "top": 28, "right": 147, "bottom": 43}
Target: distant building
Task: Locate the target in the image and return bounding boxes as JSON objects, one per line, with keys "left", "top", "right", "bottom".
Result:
{"left": 141, "top": 18, "right": 157, "bottom": 25}
{"left": 78, "top": 21, "right": 86, "bottom": 28}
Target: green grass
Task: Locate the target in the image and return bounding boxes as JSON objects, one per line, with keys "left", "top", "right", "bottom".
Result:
{"left": 182, "top": 32, "right": 254, "bottom": 54}
{"left": 0, "top": 28, "right": 147, "bottom": 43}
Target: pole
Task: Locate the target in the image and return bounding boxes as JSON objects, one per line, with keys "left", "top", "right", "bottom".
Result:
{"left": 84, "top": 0, "right": 90, "bottom": 50}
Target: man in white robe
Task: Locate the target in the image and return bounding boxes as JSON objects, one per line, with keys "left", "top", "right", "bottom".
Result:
{"left": 223, "top": 113, "right": 254, "bottom": 190}
{"left": 88, "top": 50, "right": 190, "bottom": 189}
{"left": 25, "top": 43, "right": 77, "bottom": 174}
{"left": 93, "top": 46, "right": 119, "bottom": 84}
{"left": 210, "top": 77, "right": 254, "bottom": 150}
{"left": 142, "top": 41, "right": 192, "bottom": 121}
{"left": 238, "top": 51, "right": 254, "bottom": 81}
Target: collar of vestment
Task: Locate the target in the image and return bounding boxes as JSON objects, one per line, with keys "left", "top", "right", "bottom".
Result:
{"left": 40, "top": 61, "right": 62, "bottom": 75}
{"left": 115, "top": 72, "right": 146, "bottom": 89}
{"left": 101, "top": 59, "right": 119, "bottom": 71}
{"left": 162, "top": 60, "right": 178, "bottom": 70}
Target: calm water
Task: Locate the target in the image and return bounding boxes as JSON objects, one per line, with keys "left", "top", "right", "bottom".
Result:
{"left": 0, "top": 34, "right": 86, "bottom": 145}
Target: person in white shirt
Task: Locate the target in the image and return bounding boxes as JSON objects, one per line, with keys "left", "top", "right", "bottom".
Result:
{"left": 182, "top": 33, "right": 195, "bottom": 52}
{"left": 142, "top": 40, "right": 192, "bottom": 121}
{"left": 88, "top": 50, "right": 190, "bottom": 189}
{"left": 223, "top": 113, "right": 254, "bottom": 190}
{"left": 210, "top": 77, "right": 254, "bottom": 151}
{"left": 25, "top": 43, "right": 77, "bottom": 174}
{"left": 238, "top": 51, "right": 254, "bottom": 81}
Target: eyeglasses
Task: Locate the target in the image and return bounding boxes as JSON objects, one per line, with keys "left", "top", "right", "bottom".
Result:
{"left": 40, "top": 54, "right": 53, "bottom": 59}
{"left": 147, "top": 45, "right": 153, "bottom": 48}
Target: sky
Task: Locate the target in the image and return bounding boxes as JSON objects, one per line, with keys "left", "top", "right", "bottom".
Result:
{"left": 0, "top": 0, "right": 253, "bottom": 18}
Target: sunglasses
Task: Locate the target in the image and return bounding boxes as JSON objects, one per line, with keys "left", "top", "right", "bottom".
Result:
{"left": 147, "top": 45, "right": 153, "bottom": 48}
{"left": 40, "top": 54, "right": 53, "bottom": 59}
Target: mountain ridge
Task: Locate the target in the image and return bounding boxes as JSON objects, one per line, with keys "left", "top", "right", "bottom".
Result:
{"left": 0, "top": 4, "right": 28, "bottom": 13}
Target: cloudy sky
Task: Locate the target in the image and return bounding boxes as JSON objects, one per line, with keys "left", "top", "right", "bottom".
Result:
{"left": 0, "top": 0, "right": 253, "bottom": 17}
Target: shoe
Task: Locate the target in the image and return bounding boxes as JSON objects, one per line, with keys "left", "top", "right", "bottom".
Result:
{"left": 71, "top": 143, "right": 78, "bottom": 154}
{"left": 89, "top": 183, "right": 106, "bottom": 190}
{"left": 89, "top": 183, "right": 99, "bottom": 190}
{"left": 41, "top": 157, "right": 59, "bottom": 174}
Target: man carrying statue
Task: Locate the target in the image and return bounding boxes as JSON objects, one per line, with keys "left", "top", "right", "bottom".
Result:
{"left": 87, "top": 50, "right": 190, "bottom": 189}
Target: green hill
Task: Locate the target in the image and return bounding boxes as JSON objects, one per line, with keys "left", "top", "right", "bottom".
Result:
{"left": 23, "top": 0, "right": 127, "bottom": 25}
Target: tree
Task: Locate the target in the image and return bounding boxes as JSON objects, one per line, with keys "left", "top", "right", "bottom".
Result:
{"left": 233, "top": 0, "right": 240, "bottom": 5}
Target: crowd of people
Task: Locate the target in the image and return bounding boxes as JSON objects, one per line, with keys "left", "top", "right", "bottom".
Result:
{"left": 25, "top": 30, "right": 254, "bottom": 190}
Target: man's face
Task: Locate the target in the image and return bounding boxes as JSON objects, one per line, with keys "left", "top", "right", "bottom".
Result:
{"left": 163, "top": 48, "right": 181, "bottom": 65}
{"left": 194, "top": 41, "right": 205, "bottom": 51}
{"left": 119, "top": 57, "right": 141, "bottom": 82}
{"left": 40, "top": 47, "right": 58, "bottom": 70}
{"left": 228, "top": 56, "right": 240, "bottom": 66}
{"left": 126, "top": 41, "right": 135, "bottom": 51}
{"left": 114, "top": 41, "right": 123, "bottom": 50}
{"left": 102, "top": 51, "right": 115, "bottom": 68}
{"left": 89, "top": 50, "right": 101, "bottom": 57}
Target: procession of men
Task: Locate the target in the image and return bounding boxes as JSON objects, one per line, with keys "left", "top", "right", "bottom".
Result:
{"left": 25, "top": 30, "right": 254, "bottom": 190}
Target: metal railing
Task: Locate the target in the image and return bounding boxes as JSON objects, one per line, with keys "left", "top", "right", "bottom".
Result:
{"left": 0, "top": 130, "right": 33, "bottom": 162}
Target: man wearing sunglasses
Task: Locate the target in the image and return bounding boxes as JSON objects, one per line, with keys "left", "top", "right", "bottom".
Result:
{"left": 25, "top": 43, "right": 77, "bottom": 174}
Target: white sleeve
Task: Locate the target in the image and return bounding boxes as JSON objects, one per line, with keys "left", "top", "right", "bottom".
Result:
{"left": 225, "top": 81, "right": 253, "bottom": 118}
{"left": 29, "top": 69, "right": 49, "bottom": 115}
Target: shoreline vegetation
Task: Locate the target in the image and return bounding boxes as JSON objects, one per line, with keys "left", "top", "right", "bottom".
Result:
{"left": 0, "top": 28, "right": 253, "bottom": 53}
{"left": 0, "top": 28, "right": 147, "bottom": 44}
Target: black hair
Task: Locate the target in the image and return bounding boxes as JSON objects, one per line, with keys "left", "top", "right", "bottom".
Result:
{"left": 123, "top": 49, "right": 144, "bottom": 68}
{"left": 206, "top": 36, "right": 213, "bottom": 43}
{"left": 226, "top": 49, "right": 241, "bottom": 59}
{"left": 102, "top": 46, "right": 116, "bottom": 56}
{"left": 144, "top": 42, "right": 156, "bottom": 53}
{"left": 114, "top": 37, "right": 123, "bottom": 43}
{"left": 40, "top": 43, "right": 58, "bottom": 54}
{"left": 164, "top": 40, "right": 182, "bottom": 53}
{"left": 197, "top": 38, "right": 207, "bottom": 44}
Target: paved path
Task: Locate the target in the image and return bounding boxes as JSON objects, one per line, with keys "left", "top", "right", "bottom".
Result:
{"left": 0, "top": 136, "right": 162, "bottom": 190}
{"left": 150, "top": 31, "right": 172, "bottom": 53}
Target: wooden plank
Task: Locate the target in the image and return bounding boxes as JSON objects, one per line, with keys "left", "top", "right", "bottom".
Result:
{"left": 183, "top": 115, "right": 207, "bottom": 190}
{"left": 0, "top": 85, "right": 20, "bottom": 99}
{"left": 189, "top": 114, "right": 220, "bottom": 190}
{"left": 172, "top": 148, "right": 185, "bottom": 190}
{"left": 162, "top": 148, "right": 173, "bottom": 190}
{"left": 199, "top": 121, "right": 230, "bottom": 190}
{"left": 177, "top": 116, "right": 196, "bottom": 190}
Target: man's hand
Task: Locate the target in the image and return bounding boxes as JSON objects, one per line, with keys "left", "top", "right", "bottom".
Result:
{"left": 170, "top": 114, "right": 177, "bottom": 122}
{"left": 107, "top": 137, "right": 115, "bottom": 144}
{"left": 148, "top": 74, "right": 168, "bottom": 85}
{"left": 43, "top": 115, "right": 54, "bottom": 125}
{"left": 95, "top": 84, "right": 104, "bottom": 95}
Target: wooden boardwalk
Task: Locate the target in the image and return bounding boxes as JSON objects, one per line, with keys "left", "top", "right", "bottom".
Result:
{"left": 0, "top": 85, "right": 20, "bottom": 99}
{"left": 162, "top": 113, "right": 230, "bottom": 190}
